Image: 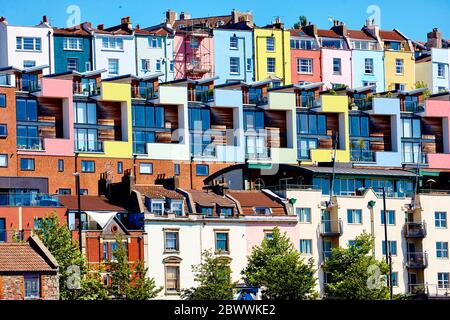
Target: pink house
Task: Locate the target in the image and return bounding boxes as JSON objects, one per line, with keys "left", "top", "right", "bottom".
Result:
{"left": 173, "top": 28, "right": 214, "bottom": 80}
{"left": 423, "top": 95, "right": 450, "bottom": 169}
{"left": 19, "top": 77, "right": 74, "bottom": 156}
{"left": 317, "top": 29, "right": 352, "bottom": 90}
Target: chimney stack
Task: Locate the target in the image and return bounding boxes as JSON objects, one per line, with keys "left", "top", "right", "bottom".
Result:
{"left": 136, "top": 24, "right": 140, "bottom": 31}
{"left": 0, "top": 16, "right": 7, "bottom": 25}
{"left": 165, "top": 10, "right": 177, "bottom": 24}
{"left": 427, "top": 28, "right": 442, "bottom": 49}
{"left": 97, "top": 24, "right": 104, "bottom": 30}
{"left": 42, "top": 15, "right": 48, "bottom": 23}
{"left": 121, "top": 16, "right": 130, "bottom": 24}
{"left": 180, "top": 11, "right": 190, "bottom": 20}
{"left": 331, "top": 20, "right": 347, "bottom": 36}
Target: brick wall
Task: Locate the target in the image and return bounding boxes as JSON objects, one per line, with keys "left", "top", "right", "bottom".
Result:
{"left": 0, "top": 273, "right": 59, "bottom": 300}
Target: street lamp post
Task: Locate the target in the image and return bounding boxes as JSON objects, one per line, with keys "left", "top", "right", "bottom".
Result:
{"left": 364, "top": 186, "right": 393, "bottom": 300}
{"left": 73, "top": 172, "right": 82, "bottom": 252}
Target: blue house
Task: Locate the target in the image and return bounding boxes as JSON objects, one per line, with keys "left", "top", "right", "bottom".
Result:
{"left": 213, "top": 22, "right": 254, "bottom": 85}
{"left": 53, "top": 22, "right": 93, "bottom": 74}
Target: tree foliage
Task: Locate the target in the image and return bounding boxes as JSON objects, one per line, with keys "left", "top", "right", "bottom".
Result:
{"left": 182, "top": 250, "right": 236, "bottom": 300}
{"left": 242, "top": 227, "right": 318, "bottom": 300}
{"left": 323, "top": 231, "right": 390, "bottom": 300}
{"left": 36, "top": 213, "right": 106, "bottom": 300}
{"left": 107, "top": 234, "right": 162, "bottom": 300}
{"left": 293, "top": 15, "right": 308, "bottom": 29}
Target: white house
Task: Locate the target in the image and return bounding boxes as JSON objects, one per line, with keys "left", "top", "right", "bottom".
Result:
{"left": 91, "top": 17, "right": 136, "bottom": 78}
{"left": 0, "top": 16, "right": 54, "bottom": 75}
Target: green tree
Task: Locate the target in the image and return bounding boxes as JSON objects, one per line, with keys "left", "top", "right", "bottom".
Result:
{"left": 293, "top": 15, "right": 308, "bottom": 29}
{"left": 415, "top": 81, "right": 431, "bottom": 100}
{"left": 242, "top": 227, "right": 318, "bottom": 300}
{"left": 36, "top": 213, "right": 106, "bottom": 300}
{"left": 323, "top": 231, "right": 390, "bottom": 300}
{"left": 107, "top": 234, "right": 162, "bottom": 300}
{"left": 182, "top": 250, "right": 236, "bottom": 300}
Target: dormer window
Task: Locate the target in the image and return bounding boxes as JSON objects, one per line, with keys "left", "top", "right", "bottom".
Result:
{"left": 321, "top": 38, "right": 343, "bottom": 49}
{"left": 384, "top": 41, "right": 401, "bottom": 51}
{"left": 201, "top": 207, "right": 214, "bottom": 217}
{"left": 150, "top": 199, "right": 165, "bottom": 215}
{"left": 171, "top": 200, "right": 184, "bottom": 216}
{"left": 254, "top": 207, "right": 272, "bottom": 215}
{"left": 352, "top": 40, "right": 377, "bottom": 50}
{"left": 219, "top": 207, "right": 233, "bottom": 217}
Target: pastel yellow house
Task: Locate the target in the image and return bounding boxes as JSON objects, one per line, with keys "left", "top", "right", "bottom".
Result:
{"left": 380, "top": 30, "right": 415, "bottom": 91}
{"left": 305, "top": 95, "right": 350, "bottom": 164}
{"left": 79, "top": 81, "right": 133, "bottom": 159}
{"left": 253, "top": 20, "right": 291, "bottom": 85}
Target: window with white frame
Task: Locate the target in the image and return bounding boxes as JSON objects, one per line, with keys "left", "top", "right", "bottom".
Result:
{"left": 108, "top": 59, "right": 119, "bottom": 75}
{"left": 156, "top": 59, "right": 162, "bottom": 72}
{"left": 297, "top": 58, "right": 313, "bottom": 74}
{"left": 438, "top": 63, "right": 446, "bottom": 78}
{"left": 171, "top": 201, "right": 184, "bottom": 216}
{"left": 351, "top": 40, "right": 377, "bottom": 50}
{"left": 290, "top": 39, "right": 314, "bottom": 50}
{"left": 296, "top": 208, "right": 311, "bottom": 223}
{"left": 16, "top": 37, "right": 41, "bottom": 51}
{"left": 67, "top": 58, "right": 78, "bottom": 72}
{"left": 333, "top": 58, "right": 342, "bottom": 74}
{"left": 365, "top": 58, "right": 374, "bottom": 74}
{"left": 63, "top": 37, "right": 83, "bottom": 50}
{"left": 395, "top": 59, "right": 404, "bottom": 74}
{"left": 347, "top": 209, "right": 362, "bottom": 224}
{"left": 149, "top": 37, "right": 162, "bottom": 48}
{"left": 102, "top": 37, "right": 124, "bottom": 50}
{"left": 246, "top": 58, "right": 252, "bottom": 72}
{"left": 141, "top": 59, "right": 151, "bottom": 72}
{"left": 230, "top": 36, "right": 238, "bottom": 49}
{"left": 267, "top": 57, "right": 276, "bottom": 73}
{"left": 165, "top": 265, "right": 180, "bottom": 293}
{"left": 435, "top": 212, "right": 447, "bottom": 228}
{"left": 300, "top": 239, "right": 312, "bottom": 254}
{"left": 0, "top": 154, "right": 7, "bottom": 167}
{"left": 381, "top": 210, "right": 395, "bottom": 225}
{"left": 164, "top": 230, "right": 179, "bottom": 251}
{"left": 436, "top": 242, "right": 449, "bottom": 258}
{"left": 382, "top": 240, "right": 397, "bottom": 255}
{"left": 151, "top": 200, "right": 164, "bottom": 215}
{"left": 266, "top": 37, "right": 275, "bottom": 51}
{"left": 230, "top": 57, "right": 240, "bottom": 74}
{"left": 438, "top": 272, "right": 449, "bottom": 289}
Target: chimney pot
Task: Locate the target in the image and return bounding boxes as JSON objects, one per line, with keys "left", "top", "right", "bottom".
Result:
{"left": 121, "top": 16, "right": 130, "bottom": 24}
{"left": 42, "top": 15, "right": 48, "bottom": 23}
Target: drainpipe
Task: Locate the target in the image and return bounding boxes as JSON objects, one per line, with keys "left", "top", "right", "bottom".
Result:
{"left": 47, "top": 31, "right": 52, "bottom": 73}
{"left": 281, "top": 30, "right": 286, "bottom": 84}
{"left": 134, "top": 35, "right": 139, "bottom": 76}
{"left": 190, "top": 156, "right": 193, "bottom": 189}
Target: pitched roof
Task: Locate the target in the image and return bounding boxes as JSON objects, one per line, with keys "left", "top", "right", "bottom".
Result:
{"left": 317, "top": 29, "right": 342, "bottom": 38}
{"left": 188, "top": 190, "right": 236, "bottom": 207}
{"left": 53, "top": 22, "right": 92, "bottom": 36}
{"left": 228, "top": 190, "right": 286, "bottom": 215}
{"left": 135, "top": 185, "right": 184, "bottom": 200}
{"left": 59, "top": 195, "right": 126, "bottom": 211}
{"left": 379, "top": 30, "right": 405, "bottom": 41}
{"left": 289, "top": 28, "right": 315, "bottom": 38}
{"left": 138, "top": 24, "right": 173, "bottom": 36}
{"left": 346, "top": 29, "right": 376, "bottom": 40}
{"left": 0, "top": 236, "right": 58, "bottom": 272}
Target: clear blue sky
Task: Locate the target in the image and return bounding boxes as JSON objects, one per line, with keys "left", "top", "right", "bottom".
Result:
{"left": 1, "top": 0, "right": 449, "bottom": 41}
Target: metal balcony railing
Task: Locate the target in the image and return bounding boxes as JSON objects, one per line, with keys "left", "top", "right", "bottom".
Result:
{"left": 75, "top": 140, "right": 104, "bottom": 153}
{"left": 0, "top": 229, "right": 27, "bottom": 242}
{"left": 350, "top": 150, "right": 376, "bottom": 162}
{"left": 74, "top": 82, "right": 102, "bottom": 97}
{"left": 320, "top": 219, "right": 343, "bottom": 237}
{"left": 17, "top": 136, "right": 45, "bottom": 151}
{"left": 404, "top": 221, "right": 427, "bottom": 238}
{"left": 248, "top": 93, "right": 268, "bottom": 106}
{"left": 402, "top": 152, "right": 428, "bottom": 165}
{"left": 353, "top": 98, "right": 373, "bottom": 110}
{"left": 194, "top": 90, "right": 214, "bottom": 103}
{"left": 404, "top": 101, "right": 425, "bottom": 113}
{"left": 406, "top": 252, "right": 428, "bottom": 269}
{"left": 22, "top": 79, "right": 41, "bottom": 93}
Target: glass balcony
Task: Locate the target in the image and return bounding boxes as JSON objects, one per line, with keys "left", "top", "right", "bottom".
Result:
{"left": 131, "top": 86, "right": 158, "bottom": 100}
{"left": 350, "top": 150, "right": 376, "bottom": 162}
{"left": 17, "top": 136, "right": 45, "bottom": 151}
{"left": 404, "top": 101, "right": 425, "bottom": 113}
{"left": 133, "top": 141, "right": 148, "bottom": 155}
{"left": 0, "top": 74, "right": 11, "bottom": 86}
{"left": 0, "top": 193, "right": 60, "bottom": 207}
{"left": 75, "top": 139, "right": 104, "bottom": 153}
{"left": 22, "top": 79, "right": 41, "bottom": 93}
{"left": 353, "top": 98, "right": 372, "bottom": 110}
{"left": 194, "top": 90, "right": 214, "bottom": 103}
{"left": 248, "top": 92, "right": 268, "bottom": 106}
{"left": 74, "top": 82, "right": 101, "bottom": 96}
{"left": 402, "top": 152, "right": 427, "bottom": 165}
